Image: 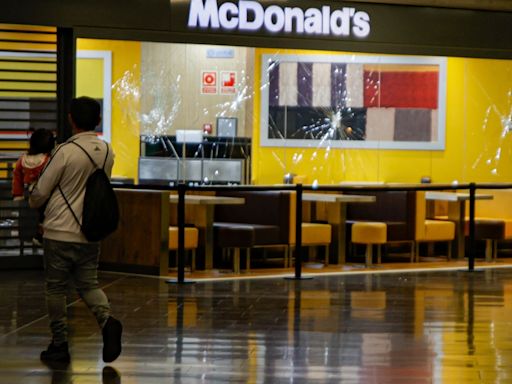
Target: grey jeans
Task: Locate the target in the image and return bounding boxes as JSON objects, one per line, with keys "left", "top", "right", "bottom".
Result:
{"left": 44, "top": 238, "right": 111, "bottom": 344}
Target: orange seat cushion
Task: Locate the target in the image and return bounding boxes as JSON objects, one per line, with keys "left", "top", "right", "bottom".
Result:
{"left": 300, "top": 223, "right": 331, "bottom": 245}
{"left": 352, "top": 222, "right": 387, "bottom": 244}
{"left": 423, "top": 219, "right": 455, "bottom": 241}
{"left": 169, "top": 226, "right": 199, "bottom": 250}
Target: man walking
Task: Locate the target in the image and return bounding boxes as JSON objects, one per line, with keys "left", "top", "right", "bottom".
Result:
{"left": 30, "top": 96, "right": 122, "bottom": 364}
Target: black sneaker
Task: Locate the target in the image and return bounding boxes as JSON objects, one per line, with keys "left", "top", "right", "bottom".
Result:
{"left": 102, "top": 317, "right": 122, "bottom": 363}
{"left": 40, "top": 341, "right": 70, "bottom": 364}
{"left": 102, "top": 366, "right": 121, "bottom": 384}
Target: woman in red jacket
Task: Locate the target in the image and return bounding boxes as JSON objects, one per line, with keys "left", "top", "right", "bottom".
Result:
{"left": 12, "top": 128, "right": 55, "bottom": 200}
{"left": 12, "top": 128, "right": 55, "bottom": 245}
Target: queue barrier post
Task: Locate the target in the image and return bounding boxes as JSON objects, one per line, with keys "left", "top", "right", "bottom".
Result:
{"left": 468, "top": 182, "right": 476, "bottom": 272}
{"left": 167, "top": 183, "right": 195, "bottom": 285}
{"left": 285, "top": 183, "right": 312, "bottom": 281}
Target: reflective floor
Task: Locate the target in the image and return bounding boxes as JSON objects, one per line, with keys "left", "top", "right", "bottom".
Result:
{"left": 2, "top": 267, "right": 512, "bottom": 383}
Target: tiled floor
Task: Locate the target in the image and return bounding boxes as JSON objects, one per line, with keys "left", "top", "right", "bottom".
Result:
{"left": 2, "top": 264, "right": 512, "bottom": 383}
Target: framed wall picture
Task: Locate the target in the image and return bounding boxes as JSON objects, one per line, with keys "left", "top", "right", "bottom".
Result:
{"left": 260, "top": 54, "right": 447, "bottom": 150}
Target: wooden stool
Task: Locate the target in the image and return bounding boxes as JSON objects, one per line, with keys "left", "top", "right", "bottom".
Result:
{"left": 352, "top": 222, "right": 387, "bottom": 266}
{"left": 169, "top": 226, "right": 199, "bottom": 271}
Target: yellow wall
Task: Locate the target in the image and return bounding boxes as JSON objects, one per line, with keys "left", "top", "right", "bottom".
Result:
{"left": 252, "top": 48, "right": 512, "bottom": 185}
{"left": 77, "top": 39, "right": 141, "bottom": 179}
{"left": 76, "top": 59, "right": 103, "bottom": 99}
{"left": 462, "top": 58, "right": 512, "bottom": 182}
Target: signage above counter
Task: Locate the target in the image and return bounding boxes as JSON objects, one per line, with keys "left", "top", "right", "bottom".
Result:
{"left": 3, "top": 0, "right": 511, "bottom": 59}
{"left": 166, "top": 0, "right": 512, "bottom": 58}
{"left": 186, "top": 0, "right": 371, "bottom": 39}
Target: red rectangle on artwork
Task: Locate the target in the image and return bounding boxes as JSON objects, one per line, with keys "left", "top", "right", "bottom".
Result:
{"left": 364, "top": 71, "right": 438, "bottom": 109}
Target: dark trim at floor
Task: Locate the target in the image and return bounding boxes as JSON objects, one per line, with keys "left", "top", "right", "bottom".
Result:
{"left": 0, "top": 254, "right": 43, "bottom": 269}
{"left": 99, "top": 262, "right": 160, "bottom": 276}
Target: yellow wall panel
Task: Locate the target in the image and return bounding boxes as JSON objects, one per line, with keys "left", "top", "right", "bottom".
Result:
{"left": 463, "top": 58, "right": 512, "bottom": 182}
{"left": 77, "top": 39, "right": 141, "bottom": 180}
{"left": 76, "top": 59, "right": 103, "bottom": 99}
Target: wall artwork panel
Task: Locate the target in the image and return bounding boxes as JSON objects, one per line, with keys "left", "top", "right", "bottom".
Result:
{"left": 260, "top": 54, "right": 447, "bottom": 150}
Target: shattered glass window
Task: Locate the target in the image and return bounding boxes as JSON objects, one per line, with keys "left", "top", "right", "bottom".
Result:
{"left": 74, "top": 38, "right": 512, "bottom": 185}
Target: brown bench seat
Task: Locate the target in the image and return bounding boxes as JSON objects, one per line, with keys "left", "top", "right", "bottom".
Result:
{"left": 214, "top": 222, "right": 283, "bottom": 248}
{"left": 474, "top": 219, "right": 506, "bottom": 260}
{"left": 214, "top": 191, "right": 291, "bottom": 273}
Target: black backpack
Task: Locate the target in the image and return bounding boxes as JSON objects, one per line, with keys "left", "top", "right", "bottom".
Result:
{"left": 59, "top": 141, "right": 119, "bottom": 242}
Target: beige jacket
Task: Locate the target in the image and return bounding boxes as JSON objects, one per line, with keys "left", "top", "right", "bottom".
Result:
{"left": 29, "top": 131, "right": 114, "bottom": 243}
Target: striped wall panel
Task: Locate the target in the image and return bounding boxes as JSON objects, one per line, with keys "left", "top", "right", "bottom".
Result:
{"left": 0, "top": 24, "right": 58, "bottom": 257}
{"left": 0, "top": 24, "right": 57, "bottom": 161}
{"left": 267, "top": 60, "right": 440, "bottom": 143}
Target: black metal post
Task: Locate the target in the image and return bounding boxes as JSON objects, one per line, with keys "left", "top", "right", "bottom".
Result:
{"left": 466, "top": 273, "right": 475, "bottom": 354}
{"left": 294, "top": 183, "right": 303, "bottom": 279}
{"left": 177, "top": 183, "right": 186, "bottom": 283}
{"left": 285, "top": 184, "right": 312, "bottom": 280}
{"left": 468, "top": 182, "right": 476, "bottom": 272}
{"left": 56, "top": 27, "right": 75, "bottom": 143}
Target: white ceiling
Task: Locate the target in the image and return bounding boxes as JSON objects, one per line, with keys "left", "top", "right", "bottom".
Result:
{"left": 346, "top": 0, "right": 512, "bottom": 11}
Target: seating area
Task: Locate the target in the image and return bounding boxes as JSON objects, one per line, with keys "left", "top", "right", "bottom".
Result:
{"left": 99, "top": 187, "right": 504, "bottom": 277}
{"left": 431, "top": 189, "right": 512, "bottom": 260}
{"left": 347, "top": 190, "right": 455, "bottom": 265}
{"left": 212, "top": 189, "right": 456, "bottom": 269}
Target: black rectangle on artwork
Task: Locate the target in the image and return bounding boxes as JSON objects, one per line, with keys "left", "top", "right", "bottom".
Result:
{"left": 268, "top": 106, "right": 366, "bottom": 141}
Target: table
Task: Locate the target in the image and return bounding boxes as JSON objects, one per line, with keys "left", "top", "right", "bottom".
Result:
{"left": 302, "top": 193, "right": 376, "bottom": 264}
{"left": 169, "top": 194, "right": 245, "bottom": 270}
{"left": 425, "top": 191, "right": 493, "bottom": 258}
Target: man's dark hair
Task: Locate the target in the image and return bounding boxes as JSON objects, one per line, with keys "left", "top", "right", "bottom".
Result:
{"left": 70, "top": 96, "right": 101, "bottom": 131}
{"left": 28, "top": 128, "right": 55, "bottom": 155}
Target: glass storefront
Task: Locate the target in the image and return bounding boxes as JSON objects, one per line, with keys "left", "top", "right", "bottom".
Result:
{"left": 76, "top": 38, "right": 512, "bottom": 186}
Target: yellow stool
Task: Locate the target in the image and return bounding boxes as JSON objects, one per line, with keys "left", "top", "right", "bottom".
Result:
{"left": 288, "top": 223, "right": 332, "bottom": 267}
{"left": 169, "top": 226, "right": 199, "bottom": 271}
{"left": 351, "top": 222, "right": 387, "bottom": 266}
{"left": 415, "top": 219, "right": 455, "bottom": 262}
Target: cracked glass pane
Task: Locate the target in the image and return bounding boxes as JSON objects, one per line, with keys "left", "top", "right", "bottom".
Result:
{"left": 75, "top": 38, "right": 512, "bottom": 185}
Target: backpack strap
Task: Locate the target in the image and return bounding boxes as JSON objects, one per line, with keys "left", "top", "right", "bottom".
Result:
{"left": 71, "top": 140, "right": 110, "bottom": 170}
{"left": 58, "top": 185, "right": 82, "bottom": 229}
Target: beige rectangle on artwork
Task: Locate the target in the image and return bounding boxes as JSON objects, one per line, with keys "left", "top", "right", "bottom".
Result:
{"left": 312, "top": 63, "right": 331, "bottom": 107}
{"left": 366, "top": 108, "right": 395, "bottom": 141}
{"left": 346, "top": 64, "right": 364, "bottom": 108}
{"left": 431, "top": 109, "right": 438, "bottom": 142}
{"left": 279, "top": 62, "right": 297, "bottom": 106}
